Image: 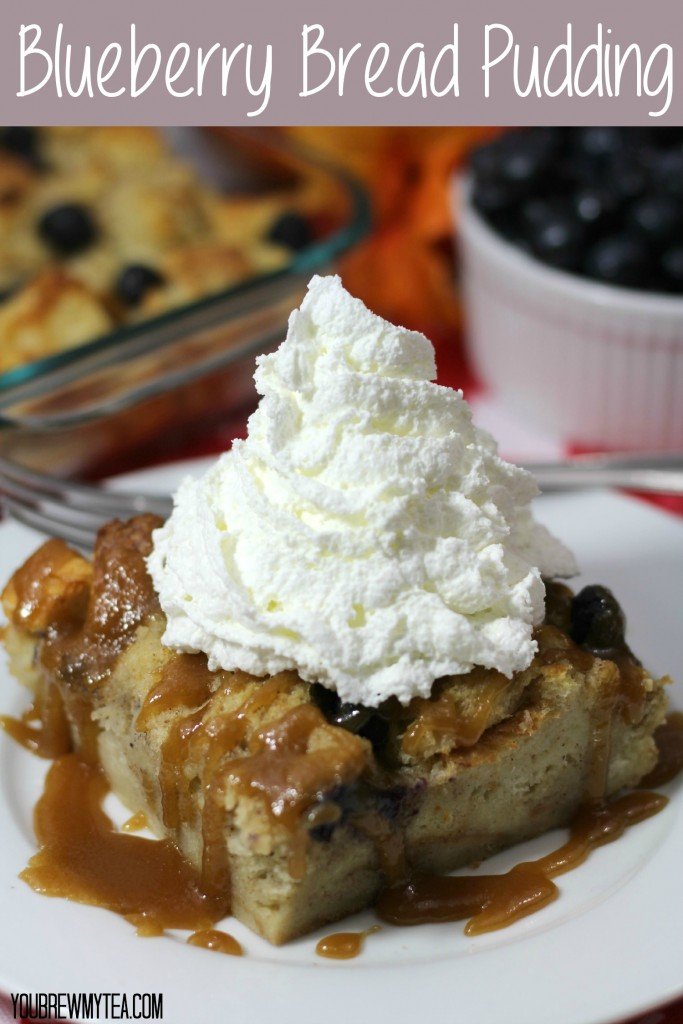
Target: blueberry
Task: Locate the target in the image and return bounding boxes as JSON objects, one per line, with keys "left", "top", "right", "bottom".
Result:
{"left": 38, "top": 203, "right": 98, "bottom": 256}
{"left": 560, "top": 150, "right": 605, "bottom": 189}
{"left": 333, "top": 702, "right": 375, "bottom": 733}
{"left": 268, "top": 211, "right": 312, "bottom": 251}
{"left": 323, "top": 782, "right": 359, "bottom": 816}
{"left": 661, "top": 245, "right": 683, "bottom": 290}
{"left": 650, "top": 128, "right": 683, "bottom": 148}
{"left": 499, "top": 133, "right": 553, "bottom": 189}
{"left": 574, "top": 127, "right": 627, "bottom": 159}
{"left": 310, "top": 685, "right": 372, "bottom": 736}
{"left": 570, "top": 585, "right": 626, "bottom": 650}
{"left": 530, "top": 212, "right": 584, "bottom": 272}
{"left": 309, "top": 682, "right": 393, "bottom": 755}
{"left": 650, "top": 149, "right": 683, "bottom": 200}
{"left": 309, "top": 822, "right": 336, "bottom": 843}
{"left": 373, "top": 785, "right": 406, "bottom": 822}
{"left": 584, "top": 233, "right": 652, "bottom": 288}
{"left": 310, "top": 682, "right": 339, "bottom": 719}
{"left": 115, "top": 264, "right": 164, "bottom": 307}
{"left": 309, "top": 785, "right": 358, "bottom": 841}
{"left": 572, "top": 186, "right": 619, "bottom": 230}
{"left": 504, "top": 132, "right": 557, "bottom": 190}
{"left": 310, "top": 784, "right": 407, "bottom": 842}
{"left": 608, "top": 160, "right": 649, "bottom": 204}
{"left": 486, "top": 208, "right": 525, "bottom": 244}
{"left": 527, "top": 127, "right": 566, "bottom": 158}
{"left": 0, "top": 127, "right": 40, "bottom": 165}
{"left": 520, "top": 197, "right": 567, "bottom": 232}
{"left": 503, "top": 148, "right": 540, "bottom": 187}
{"left": 358, "top": 714, "right": 391, "bottom": 752}
{"left": 623, "top": 128, "right": 660, "bottom": 149}
{"left": 469, "top": 139, "right": 506, "bottom": 183}
{"left": 627, "top": 195, "right": 683, "bottom": 247}
{"left": 472, "top": 180, "right": 515, "bottom": 218}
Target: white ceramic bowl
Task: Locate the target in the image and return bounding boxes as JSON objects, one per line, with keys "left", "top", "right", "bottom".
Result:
{"left": 456, "top": 176, "right": 683, "bottom": 450}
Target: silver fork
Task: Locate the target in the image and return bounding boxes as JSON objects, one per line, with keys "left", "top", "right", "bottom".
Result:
{"left": 0, "top": 456, "right": 172, "bottom": 549}
{"left": 1, "top": 451, "right": 683, "bottom": 550}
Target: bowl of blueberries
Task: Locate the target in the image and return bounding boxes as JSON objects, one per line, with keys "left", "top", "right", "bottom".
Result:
{"left": 457, "top": 127, "right": 683, "bottom": 450}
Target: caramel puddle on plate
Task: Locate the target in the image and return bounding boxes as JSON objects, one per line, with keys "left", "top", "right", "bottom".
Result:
{"left": 7, "top": 700, "right": 682, "bottom": 951}
{"left": 21, "top": 754, "right": 229, "bottom": 936}
{"left": 376, "top": 790, "right": 667, "bottom": 934}
{"left": 376, "top": 714, "right": 683, "bottom": 936}
{"left": 187, "top": 929, "right": 243, "bottom": 956}
{"left": 316, "top": 925, "right": 381, "bottom": 960}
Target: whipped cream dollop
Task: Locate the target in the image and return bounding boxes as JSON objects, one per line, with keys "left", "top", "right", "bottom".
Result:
{"left": 148, "top": 275, "right": 576, "bottom": 706}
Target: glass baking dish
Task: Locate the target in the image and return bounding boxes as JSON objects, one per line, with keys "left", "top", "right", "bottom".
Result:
{"left": 0, "top": 128, "right": 370, "bottom": 477}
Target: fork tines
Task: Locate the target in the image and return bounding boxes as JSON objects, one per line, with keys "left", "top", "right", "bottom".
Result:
{"left": 0, "top": 455, "right": 172, "bottom": 550}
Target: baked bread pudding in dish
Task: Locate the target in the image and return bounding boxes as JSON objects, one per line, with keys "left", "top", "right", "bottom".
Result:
{"left": 0, "top": 277, "right": 672, "bottom": 948}
{"left": 0, "top": 126, "right": 316, "bottom": 376}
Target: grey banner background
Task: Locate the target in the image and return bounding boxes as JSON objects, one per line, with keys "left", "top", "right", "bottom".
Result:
{"left": 0, "top": 0, "right": 680, "bottom": 124}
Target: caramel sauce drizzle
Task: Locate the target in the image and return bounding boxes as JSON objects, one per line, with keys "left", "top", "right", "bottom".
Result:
{"left": 22, "top": 754, "right": 229, "bottom": 936}
{"left": 402, "top": 670, "right": 512, "bottom": 758}
{"left": 158, "top": 704, "right": 208, "bottom": 832}
{"left": 533, "top": 624, "right": 650, "bottom": 804}
{"left": 5, "top": 538, "right": 91, "bottom": 636}
{"left": 376, "top": 790, "right": 667, "bottom": 935}
{"left": 586, "top": 661, "right": 623, "bottom": 805}
{"left": 135, "top": 654, "right": 217, "bottom": 733}
{"left": 534, "top": 623, "right": 649, "bottom": 727}
{"left": 214, "top": 701, "right": 369, "bottom": 886}
{"left": 533, "top": 624, "right": 594, "bottom": 672}
{"left": 3, "top": 521, "right": 162, "bottom": 766}
{"left": 353, "top": 811, "right": 408, "bottom": 888}
{"left": 194, "top": 674, "right": 287, "bottom": 895}
{"left": 187, "top": 929, "right": 243, "bottom": 956}
{"left": 134, "top": 651, "right": 367, "bottom": 900}
{"left": 224, "top": 703, "right": 367, "bottom": 830}
{"left": 316, "top": 925, "right": 380, "bottom": 960}
{"left": 399, "top": 622, "right": 651, "bottom": 816}
{"left": 149, "top": 657, "right": 236, "bottom": 837}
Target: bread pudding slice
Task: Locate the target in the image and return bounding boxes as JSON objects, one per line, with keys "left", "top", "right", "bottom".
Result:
{"left": 1, "top": 516, "right": 668, "bottom": 944}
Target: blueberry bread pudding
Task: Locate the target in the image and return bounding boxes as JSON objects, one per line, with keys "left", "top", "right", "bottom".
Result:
{"left": 0, "top": 127, "right": 316, "bottom": 376}
{"left": 0, "top": 279, "right": 669, "bottom": 944}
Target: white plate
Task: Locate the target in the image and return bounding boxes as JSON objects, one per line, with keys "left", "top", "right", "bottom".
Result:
{"left": 1, "top": 464, "right": 682, "bottom": 1024}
